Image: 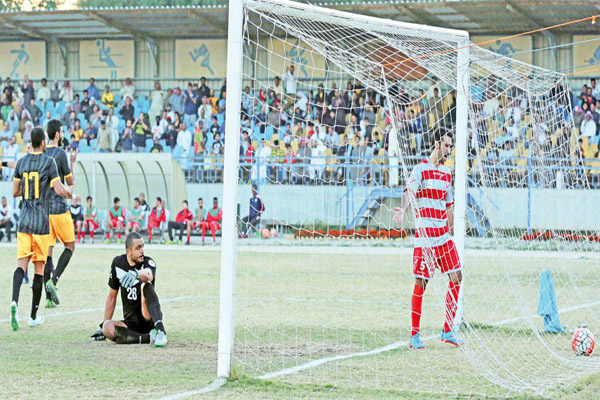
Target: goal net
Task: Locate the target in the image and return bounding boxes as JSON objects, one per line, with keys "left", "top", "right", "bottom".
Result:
{"left": 223, "top": 0, "right": 600, "bottom": 396}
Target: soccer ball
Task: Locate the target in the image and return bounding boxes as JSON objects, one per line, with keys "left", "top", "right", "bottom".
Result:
{"left": 262, "top": 228, "right": 270, "bottom": 239}
{"left": 571, "top": 327, "right": 595, "bottom": 356}
{"left": 270, "top": 228, "right": 278, "bottom": 238}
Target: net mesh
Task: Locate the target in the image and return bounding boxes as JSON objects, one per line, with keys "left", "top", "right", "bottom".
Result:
{"left": 232, "top": 0, "right": 600, "bottom": 396}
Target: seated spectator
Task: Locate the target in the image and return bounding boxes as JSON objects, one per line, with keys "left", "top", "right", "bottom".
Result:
{"left": 176, "top": 122, "right": 191, "bottom": 153}
{"left": 197, "top": 95, "right": 213, "bottom": 121}
{"left": 167, "top": 200, "right": 194, "bottom": 245}
{"left": 283, "top": 143, "right": 296, "bottom": 180}
{"left": 83, "top": 123, "right": 97, "bottom": 145}
{"left": 580, "top": 111, "right": 596, "bottom": 138}
{"left": 22, "top": 121, "right": 34, "bottom": 144}
{"left": 201, "top": 197, "right": 222, "bottom": 245}
{"left": 212, "top": 132, "right": 224, "bottom": 157}
{"left": 163, "top": 123, "right": 177, "bottom": 149}
{"left": 104, "top": 197, "right": 125, "bottom": 244}
{"left": 505, "top": 100, "right": 521, "bottom": 126}
{"left": 101, "top": 85, "right": 114, "bottom": 108}
{"left": 240, "top": 185, "right": 265, "bottom": 238}
{"left": 6, "top": 110, "right": 18, "bottom": 135}
{"left": 150, "top": 138, "right": 163, "bottom": 153}
{"left": 82, "top": 196, "right": 99, "bottom": 244}
{"left": 151, "top": 115, "right": 165, "bottom": 140}
{"left": 89, "top": 105, "right": 103, "bottom": 128}
{"left": 37, "top": 78, "right": 51, "bottom": 103}
{"left": 336, "top": 134, "right": 349, "bottom": 182}
{"left": 69, "top": 195, "right": 84, "bottom": 244}
{"left": 309, "top": 139, "right": 327, "bottom": 182}
{"left": 26, "top": 98, "right": 42, "bottom": 125}
{"left": 121, "top": 120, "right": 133, "bottom": 152}
{"left": 209, "top": 116, "right": 220, "bottom": 139}
{"left": 119, "top": 96, "right": 135, "bottom": 122}
{"left": 0, "top": 196, "right": 13, "bottom": 242}
{"left": 267, "top": 104, "right": 282, "bottom": 129}
{"left": 125, "top": 197, "right": 144, "bottom": 235}
{"left": 505, "top": 117, "right": 519, "bottom": 140}
{"left": 119, "top": 77, "right": 135, "bottom": 101}
{"left": 0, "top": 93, "right": 12, "bottom": 120}
{"left": 0, "top": 123, "right": 12, "bottom": 143}
{"left": 324, "top": 126, "right": 339, "bottom": 152}
{"left": 194, "top": 121, "right": 207, "bottom": 153}
{"left": 50, "top": 80, "right": 61, "bottom": 105}
{"left": 283, "top": 123, "right": 293, "bottom": 145}
{"left": 60, "top": 80, "right": 73, "bottom": 103}
{"left": 147, "top": 197, "right": 166, "bottom": 243}
{"left": 95, "top": 120, "right": 112, "bottom": 153}
{"left": 70, "top": 119, "right": 83, "bottom": 149}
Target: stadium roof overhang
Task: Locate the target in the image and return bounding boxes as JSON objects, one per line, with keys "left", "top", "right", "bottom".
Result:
{"left": 0, "top": 1, "right": 597, "bottom": 42}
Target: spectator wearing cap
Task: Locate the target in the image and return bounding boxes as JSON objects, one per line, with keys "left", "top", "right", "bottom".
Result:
{"left": 87, "top": 78, "right": 99, "bottom": 100}
{"left": 170, "top": 87, "right": 185, "bottom": 115}
{"left": 240, "top": 184, "right": 265, "bottom": 238}
{"left": 119, "top": 96, "right": 135, "bottom": 123}
{"left": 95, "top": 119, "right": 113, "bottom": 153}
{"left": 580, "top": 111, "right": 596, "bottom": 138}
{"left": 183, "top": 82, "right": 198, "bottom": 127}
{"left": 120, "top": 77, "right": 135, "bottom": 100}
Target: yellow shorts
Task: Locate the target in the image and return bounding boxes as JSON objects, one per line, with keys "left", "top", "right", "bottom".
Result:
{"left": 17, "top": 232, "right": 50, "bottom": 262}
{"left": 49, "top": 212, "right": 75, "bottom": 245}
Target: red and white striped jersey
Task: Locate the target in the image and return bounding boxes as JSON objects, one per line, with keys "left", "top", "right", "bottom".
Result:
{"left": 405, "top": 158, "right": 454, "bottom": 248}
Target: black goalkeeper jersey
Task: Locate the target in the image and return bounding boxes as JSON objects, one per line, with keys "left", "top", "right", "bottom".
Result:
{"left": 45, "top": 145, "right": 72, "bottom": 215}
{"left": 13, "top": 152, "right": 60, "bottom": 235}
{"left": 108, "top": 254, "right": 157, "bottom": 321}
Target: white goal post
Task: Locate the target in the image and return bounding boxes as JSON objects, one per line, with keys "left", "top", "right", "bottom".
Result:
{"left": 218, "top": 0, "right": 471, "bottom": 379}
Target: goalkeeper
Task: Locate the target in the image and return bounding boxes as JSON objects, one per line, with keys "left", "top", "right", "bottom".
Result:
{"left": 393, "top": 130, "right": 464, "bottom": 350}
{"left": 91, "top": 232, "right": 167, "bottom": 347}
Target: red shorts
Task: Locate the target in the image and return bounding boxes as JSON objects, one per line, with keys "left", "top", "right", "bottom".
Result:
{"left": 205, "top": 221, "right": 220, "bottom": 231}
{"left": 148, "top": 219, "right": 162, "bottom": 229}
{"left": 85, "top": 220, "right": 99, "bottom": 231}
{"left": 413, "top": 240, "right": 461, "bottom": 280}
{"left": 110, "top": 218, "right": 124, "bottom": 228}
{"left": 128, "top": 221, "right": 141, "bottom": 230}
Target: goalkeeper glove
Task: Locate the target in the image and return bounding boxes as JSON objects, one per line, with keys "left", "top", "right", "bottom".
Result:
{"left": 120, "top": 269, "right": 140, "bottom": 289}
{"left": 91, "top": 324, "right": 105, "bottom": 341}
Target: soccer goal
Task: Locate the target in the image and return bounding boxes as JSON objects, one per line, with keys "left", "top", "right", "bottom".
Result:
{"left": 218, "top": 0, "right": 600, "bottom": 396}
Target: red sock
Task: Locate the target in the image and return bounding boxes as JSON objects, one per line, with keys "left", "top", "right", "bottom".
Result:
{"left": 82, "top": 231, "right": 86, "bottom": 239}
{"left": 106, "top": 232, "right": 110, "bottom": 240}
{"left": 90, "top": 231, "right": 94, "bottom": 239}
{"left": 77, "top": 231, "right": 81, "bottom": 240}
{"left": 444, "top": 281, "right": 461, "bottom": 333}
{"left": 117, "top": 232, "right": 121, "bottom": 240}
{"left": 187, "top": 233, "right": 190, "bottom": 242}
{"left": 148, "top": 229, "right": 153, "bottom": 240}
{"left": 411, "top": 284, "right": 424, "bottom": 337}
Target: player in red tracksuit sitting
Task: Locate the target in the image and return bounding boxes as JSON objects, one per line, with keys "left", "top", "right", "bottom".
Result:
{"left": 105, "top": 197, "right": 125, "bottom": 244}
{"left": 147, "top": 197, "right": 166, "bottom": 243}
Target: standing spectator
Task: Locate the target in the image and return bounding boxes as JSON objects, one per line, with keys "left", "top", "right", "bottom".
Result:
{"left": 240, "top": 184, "right": 265, "bottom": 238}
{"left": 87, "top": 77, "right": 99, "bottom": 100}
{"left": 170, "top": 87, "right": 184, "bottom": 115}
{"left": 119, "top": 96, "right": 135, "bottom": 122}
{"left": 218, "top": 90, "right": 227, "bottom": 115}
{"left": 72, "top": 93, "right": 81, "bottom": 114}
{"left": 324, "top": 127, "right": 340, "bottom": 153}
{"left": 241, "top": 86, "right": 253, "bottom": 120}
{"left": 592, "top": 78, "right": 600, "bottom": 102}
{"left": 147, "top": 197, "right": 166, "bottom": 243}
{"left": 198, "top": 77, "right": 210, "bottom": 100}
{"left": 133, "top": 112, "right": 150, "bottom": 152}
{"left": 3, "top": 77, "right": 14, "bottom": 103}
{"left": 6, "top": 110, "right": 18, "bottom": 135}
{"left": 107, "top": 107, "right": 119, "bottom": 150}
{"left": 3, "top": 137, "right": 18, "bottom": 179}
{"left": 183, "top": 83, "right": 198, "bottom": 126}
{"left": 20, "top": 75, "right": 35, "bottom": 105}
{"left": 295, "top": 137, "right": 311, "bottom": 183}
{"left": 50, "top": 80, "right": 61, "bottom": 105}
{"left": 270, "top": 139, "right": 286, "bottom": 183}
{"left": 177, "top": 122, "right": 192, "bottom": 153}
{"left": 201, "top": 197, "right": 222, "bottom": 245}
{"left": 283, "top": 65, "right": 297, "bottom": 106}
{"left": 104, "top": 197, "right": 125, "bottom": 244}
{"left": 70, "top": 119, "right": 83, "bottom": 149}
{"left": 119, "top": 77, "right": 135, "bottom": 100}
{"left": 336, "top": 134, "right": 349, "bottom": 182}
{"left": 82, "top": 120, "right": 97, "bottom": 145}
{"left": 0, "top": 196, "right": 13, "bottom": 242}
{"left": 125, "top": 197, "right": 144, "bottom": 235}
{"left": 580, "top": 111, "right": 596, "bottom": 138}
{"left": 82, "top": 196, "right": 99, "bottom": 244}
{"left": 37, "top": 78, "right": 51, "bottom": 103}
{"left": 69, "top": 195, "right": 84, "bottom": 244}
{"left": 101, "top": 85, "right": 114, "bottom": 108}
{"left": 348, "top": 134, "right": 362, "bottom": 181}
{"left": 167, "top": 200, "right": 194, "bottom": 245}
{"left": 121, "top": 119, "right": 133, "bottom": 152}
{"left": 309, "top": 139, "right": 327, "bottom": 183}
{"left": 26, "top": 98, "right": 42, "bottom": 125}
{"left": 95, "top": 120, "right": 113, "bottom": 152}
{"left": 0, "top": 93, "right": 12, "bottom": 120}
{"left": 80, "top": 90, "right": 91, "bottom": 116}
{"left": 149, "top": 81, "right": 165, "bottom": 123}
{"left": 60, "top": 80, "right": 73, "bottom": 103}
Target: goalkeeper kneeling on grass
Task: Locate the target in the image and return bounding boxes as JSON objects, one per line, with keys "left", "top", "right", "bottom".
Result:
{"left": 91, "top": 231, "right": 167, "bottom": 347}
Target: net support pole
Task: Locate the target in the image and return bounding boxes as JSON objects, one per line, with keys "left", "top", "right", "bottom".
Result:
{"left": 217, "top": 0, "right": 244, "bottom": 379}
{"left": 453, "top": 38, "right": 470, "bottom": 327}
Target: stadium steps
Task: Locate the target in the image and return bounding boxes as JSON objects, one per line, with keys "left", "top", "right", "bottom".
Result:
{"left": 349, "top": 187, "right": 403, "bottom": 229}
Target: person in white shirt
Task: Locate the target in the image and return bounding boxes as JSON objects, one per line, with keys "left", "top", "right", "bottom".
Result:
{"left": 505, "top": 101, "right": 521, "bottom": 127}
{"left": 282, "top": 65, "right": 298, "bottom": 106}
{"left": 60, "top": 80, "right": 73, "bottom": 103}
{"left": 309, "top": 139, "right": 327, "bottom": 182}
{"left": 197, "top": 96, "right": 212, "bottom": 120}
{"left": 107, "top": 107, "right": 120, "bottom": 151}
{"left": 591, "top": 78, "right": 600, "bottom": 101}
{"left": 505, "top": 117, "right": 519, "bottom": 140}
{"left": 119, "top": 77, "right": 136, "bottom": 101}
{"left": 254, "top": 138, "right": 272, "bottom": 184}
{"left": 580, "top": 111, "right": 597, "bottom": 138}
{"left": 176, "top": 122, "right": 192, "bottom": 153}
{"left": 149, "top": 81, "right": 165, "bottom": 123}
{"left": 270, "top": 76, "right": 284, "bottom": 100}
{"left": 36, "top": 78, "right": 51, "bottom": 104}
{"left": 0, "top": 195, "right": 13, "bottom": 242}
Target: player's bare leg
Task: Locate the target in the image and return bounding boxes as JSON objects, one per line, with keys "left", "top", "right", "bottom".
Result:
{"left": 140, "top": 282, "right": 167, "bottom": 347}
{"left": 101, "top": 320, "right": 151, "bottom": 344}
{"left": 441, "top": 270, "right": 465, "bottom": 346}
{"left": 409, "top": 277, "right": 428, "bottom": 349}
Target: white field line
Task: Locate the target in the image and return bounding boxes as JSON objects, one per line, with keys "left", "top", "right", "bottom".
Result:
{"left": 153, "top": 378, "right": 227, "bottom": 400}
{"left": 0, "top": 295, "right": 201, "bottom": 324}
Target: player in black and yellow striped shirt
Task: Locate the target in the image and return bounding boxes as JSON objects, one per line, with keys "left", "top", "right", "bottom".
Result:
{"left": 10, "top": 127, "right": 73, "bottom": 331}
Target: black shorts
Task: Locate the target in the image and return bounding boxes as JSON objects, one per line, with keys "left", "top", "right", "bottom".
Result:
{"left": 122, "top": 314, "right": 154, "bottom": 334}
{"left": 72, "top": 215, "right": 84, "bottom": 222}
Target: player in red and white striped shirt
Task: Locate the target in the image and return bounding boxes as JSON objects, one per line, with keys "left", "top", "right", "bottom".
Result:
{"left": 393, "top": 130, "right": 465, "bottom": 349}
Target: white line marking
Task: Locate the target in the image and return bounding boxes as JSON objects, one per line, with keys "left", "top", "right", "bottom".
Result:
{"left": 0, "top": 295, "right": 201, "bottom": 324}
{"left": 153, "top": 378, "right": 226, "bottom": 400}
